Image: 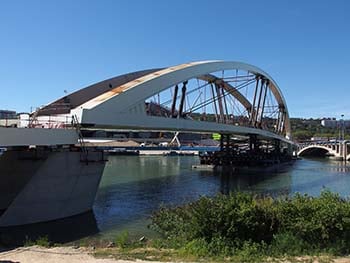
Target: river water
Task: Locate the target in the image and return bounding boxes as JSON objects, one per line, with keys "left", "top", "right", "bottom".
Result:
{"left": 92, "top": 155, "right": 350, "bottom": 240}
{"left": 2, "top": 155, "right": 349, "bottom": 244}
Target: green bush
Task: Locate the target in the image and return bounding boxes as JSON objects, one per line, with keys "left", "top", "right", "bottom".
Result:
{"left": 270, "top": 232, "right": 308, "bottom": 256}
{"left": 234, "top": 240, "right": 266, "bottom": 262}
{"left": 179, "top": 238, "right": 210, "bottom": 257}
{"left": 152, "top": 193, "right": 278, "bottom": 245}
{"left": 276, "top": 191, "right": 350, "bottom": 250}
{"left": 115, "top": 230, "right": 129, "bottom": 248}
{"left": 24, "top": 235, "right": 51, "bottom": 247}
{"left": 150, "top": 190, "right": 350, "bottom": 256}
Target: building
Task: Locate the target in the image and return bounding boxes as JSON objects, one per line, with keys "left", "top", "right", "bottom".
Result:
{"left": 0, "top": 110, "right": 16, "bottom": 119}
{"left": 321, "top": 119, "right": 350, "bottom": 128}
{"left": 0, "top": 110, "right": 18, "bottom": 127}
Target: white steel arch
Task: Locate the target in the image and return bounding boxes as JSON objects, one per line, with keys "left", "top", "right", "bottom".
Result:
{"left": 70, "top": 61, "right": 292, "bottom": 142}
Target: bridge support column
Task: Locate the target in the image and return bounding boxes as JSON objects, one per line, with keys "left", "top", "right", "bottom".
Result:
{"left": 225, "top": 134, "right": 230, "bottom": 153}
{"left": 249, "top": 134, "right": 259, "bottom": 154}
{"left": 215, "top": 134, "right": 235, "bottom": 166}
{"left": 336, "top": 142, "right": 346, "bottom": 161}
{"left": 273, "top": 139, "right": 281, "bottom": 156}
{"left": 220, "top": 134, "right": 224, "bottom": 151}
{"left": 224, "top": 134, "right": 235, "bottom": 165}
{"left": 342, "top": 142, "right": 347, "bottom": 161}
{"left": 287, "top": 143, "right": 294, "bottom": 156}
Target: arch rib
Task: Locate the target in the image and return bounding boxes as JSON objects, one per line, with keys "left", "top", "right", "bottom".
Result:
{"left": 71, "top": 60, "right": 291, "bottom": 139}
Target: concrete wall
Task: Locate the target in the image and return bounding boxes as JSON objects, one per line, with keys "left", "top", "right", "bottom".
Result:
{"left": 0, "top": 150, "right": 48, "bottom": 211}
{"left": 0, "top": 127, "right": 78, "bottom": 147}
{"left": 0, "top": 150, "right": 105, "bottom": 226}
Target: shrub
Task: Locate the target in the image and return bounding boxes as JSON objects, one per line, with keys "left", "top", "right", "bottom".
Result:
{"left": 276, "top": 190, "right": 350, "bottom": 250}
{"left": 151, "top": 190, "right": 350, "bottom": 256}
{"left": 151, "top": 192, "right": 278, "bottom": 246}
{"left": 24, "top": 235, "right": 51, "bottom": 247}
{"left": 234, "top": 240, "right": 266, "bottom": 262}
{"left": 115, "top": 230, "right": 129, "bottom": 248}
{"left": 270, "top": 232, "right": 308, "bottom": 256}
{"left": 179, "top": 238, "right": 209, "bottom": 257}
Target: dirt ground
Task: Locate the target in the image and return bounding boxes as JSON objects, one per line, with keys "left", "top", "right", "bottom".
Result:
{"left": 1, "top": 246, "right": 350, "bottom": 263}
{"left": 0, "top": 246, "right": 164, "bottom": 263}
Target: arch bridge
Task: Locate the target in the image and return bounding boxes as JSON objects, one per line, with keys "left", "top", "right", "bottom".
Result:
{"left": 36, "top": 60, "right": 296, "bottom": 161}
{"left": 0, "top": 60, "right": 298, "bottom": 228}
{"left": 298, "top": 141, "right": 350, "bottom": 161}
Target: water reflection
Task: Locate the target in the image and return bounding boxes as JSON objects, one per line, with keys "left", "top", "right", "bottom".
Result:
{"left": 289, "top": 158, "right": 350, "bottom": 196}
{"left": 218, "top": 168, "right": 285, "bottom": 195}
{"left": 93, "top": 156, "right": 298, "bottom": 239}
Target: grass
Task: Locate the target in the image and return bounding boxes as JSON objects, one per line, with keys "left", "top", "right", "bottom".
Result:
{"left": 23, "top": 235, "right": 51, "bottom": 247}
{"left": 93, "top": 241, "right": 338, "bottom": 262}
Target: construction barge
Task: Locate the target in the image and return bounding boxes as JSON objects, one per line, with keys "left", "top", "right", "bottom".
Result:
{"left": 198, "top": 134, "right": 295, "bottom": 171}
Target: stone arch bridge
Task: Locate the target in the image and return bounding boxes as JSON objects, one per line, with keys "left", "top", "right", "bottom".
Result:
{"left": 298, "top": 141, "right": 350, "bottom": 161}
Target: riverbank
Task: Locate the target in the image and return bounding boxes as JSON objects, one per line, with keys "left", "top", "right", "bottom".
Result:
{"left": 0, "top": 245, "right": 167, "bottom": 263}
{"left": 1, "top": 245, "right": 350, "bottom": 263}
{"left": 2, "top": 191, "right": 350, "bottom": 262}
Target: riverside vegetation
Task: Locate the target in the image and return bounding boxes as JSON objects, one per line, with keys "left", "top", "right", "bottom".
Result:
{"left": 146, "top": 190, "right": 350, "bottom": 261}
{"left": 15, "top": 191, "right": 350, "bottom": 262}
{"left": 94, "top": 190, "right": 350, "bottom": 262}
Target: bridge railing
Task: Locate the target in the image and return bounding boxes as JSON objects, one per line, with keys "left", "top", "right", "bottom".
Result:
{"left": 298, "top": 140, "right": 342, "bottom": 147}
{"left": 28, "top": 115, "right": 74, "bottom": 129}
{"left": 0, "top": 114, "right": 76, "bottom": 130}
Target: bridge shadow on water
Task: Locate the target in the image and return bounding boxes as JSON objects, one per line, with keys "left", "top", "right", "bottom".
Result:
{"left": 0, "top": 211, "right": 99, "bottom": 246}
{"left": 214, "top": 163, "right": 295, "bottom": 196}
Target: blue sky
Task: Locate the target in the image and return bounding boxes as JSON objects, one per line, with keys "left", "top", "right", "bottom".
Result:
{"left": 1, "top": 0, "right": 349, "bottom": 118}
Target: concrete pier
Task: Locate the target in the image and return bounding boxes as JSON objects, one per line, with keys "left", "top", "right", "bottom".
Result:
{"left": 0, "top": 148, "right": 106, "bottom": 226}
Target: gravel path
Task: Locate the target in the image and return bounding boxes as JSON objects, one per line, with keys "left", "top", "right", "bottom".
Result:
{"left": 0, "top": 246, "right": 163, "bottom": 263}
{"left": 2, "top": 246, "right": 350, "bottom": 263}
